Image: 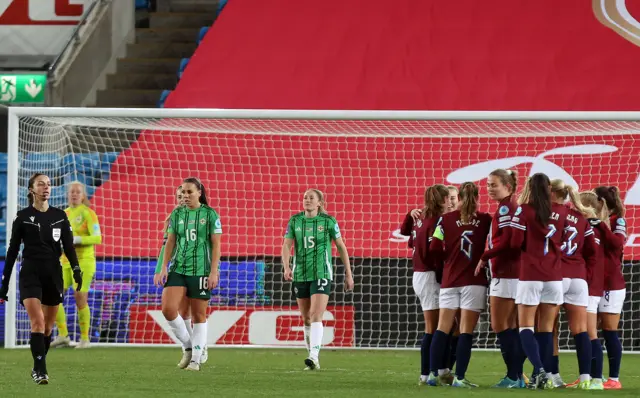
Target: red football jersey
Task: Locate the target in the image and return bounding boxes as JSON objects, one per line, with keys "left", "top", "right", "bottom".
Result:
{"left": 412, "top": 215, "right": 442, "bottom": 273}
{"left": 429, "top": 210, "right": 492, "bottom": 288}
{"left": 480, "top": 195, "right": 520, "bottom": 279}
{"left": 587, "top": 223, "right": 606, "bottom": 297}
{"left": 510, "top": 203, "right": 568, "bottom": 282}
{"left": 400, "top": 211, "right": 416, "bottom": 249}
{"left": 560, "top": 208, "right": 597, "bottom": 280}
{"left": 600, "top": 215, "right": 627, "bottom": 291}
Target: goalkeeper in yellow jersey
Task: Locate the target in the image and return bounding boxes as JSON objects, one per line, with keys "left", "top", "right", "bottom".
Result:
{"left": 51, "top": 182, "right": 102, "bottom": 349}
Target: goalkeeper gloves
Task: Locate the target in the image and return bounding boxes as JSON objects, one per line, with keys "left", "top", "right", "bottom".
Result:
{"left": 72, "top": 265, "right": 83, "bottom": 292}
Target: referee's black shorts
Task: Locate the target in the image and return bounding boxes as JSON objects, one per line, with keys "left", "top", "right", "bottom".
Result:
{"left": 19, "top": 259, "right": 63, "bottom": 307}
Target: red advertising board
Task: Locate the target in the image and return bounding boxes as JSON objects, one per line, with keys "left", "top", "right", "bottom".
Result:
{"left": 94, "top": 131, "right": 640, "bottom": 260}
{"left": 128, "top": 305, "right": 355, "bottom": 347}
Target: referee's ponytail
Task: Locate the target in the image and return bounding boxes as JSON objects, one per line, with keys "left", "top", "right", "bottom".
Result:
{"left": 183, "top": 177, "right": 208, "bottom": 206}
{"left": 27, "top": 173, "right": 46, "bottom": 206}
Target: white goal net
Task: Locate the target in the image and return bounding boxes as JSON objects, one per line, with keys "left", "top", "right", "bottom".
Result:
{"left": 3, "top": 108, "right": 640, "bottom": 351}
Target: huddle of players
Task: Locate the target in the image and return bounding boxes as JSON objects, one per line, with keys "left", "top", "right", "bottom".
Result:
{"left": 403, "top": 169, "right": 626, "bottom": 390}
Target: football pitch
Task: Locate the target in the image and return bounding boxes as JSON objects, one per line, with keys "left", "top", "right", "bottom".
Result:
{"left": 0, "top": 348, "right": 638, "bottom": 397}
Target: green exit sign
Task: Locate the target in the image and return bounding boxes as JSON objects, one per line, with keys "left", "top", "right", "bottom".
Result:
{"left": 0, "top": 74, "right": 46, "bottom": 104}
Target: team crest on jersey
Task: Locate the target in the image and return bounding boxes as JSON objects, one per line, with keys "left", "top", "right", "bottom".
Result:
{"left": 318, "top": 225, "right": 324, "bottom": 232}
{"left": 499, "top": 205, "right": 509, "bottom": 216}
{"left": 416, "top": 219, "right": 423, "bottom": 228}
{"left": 52, "top": 228, "right": 61, "bottom": 242}
{"left": 514, "top": 206, "right": 522, "bottom": 216}
{"left": 617, "top": 218, "right": 626, "bottom": 226}
{"left": 75, "top": 216, "right": 82, "bottom": 224}
{"left": 200, "top": 218, "right": 206, "bottom": 225}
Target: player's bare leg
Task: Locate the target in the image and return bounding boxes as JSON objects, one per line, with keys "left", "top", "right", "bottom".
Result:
{"left": 297, "top": 298, "right": 312, "bottom": 369}
{"left": 186, "top": 298, "right": 208, "bottom": 371}
{"left": 304, "top": 293, "right": 329, "bottom": 370}
{"left": 162, "top": 286, "right": 192, "bottom": 368}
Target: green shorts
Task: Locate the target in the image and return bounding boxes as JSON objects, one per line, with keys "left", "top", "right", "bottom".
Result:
{"left": 165, "top": 272, "right": 211, "bottom": 300}
{"left": 292, "top": 279, "right": 332, "bottom": 299}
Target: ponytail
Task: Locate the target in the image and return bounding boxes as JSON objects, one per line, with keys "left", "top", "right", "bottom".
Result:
{"left": 527, "top": 173, "right": 552, "bottom": 226}
{"left": 459, "top": 182, "right": 479, "bottom": 223}
{"left": 579, "top": 191, "right": 610, "bottom": 227}
{"left": 566, "top": 186, "right": 595, "bottom": 218}
{"left": 594, "top": 185, "right": 625, "bottom": 217}
{"left": 423, "top": 184, "right": 449, "bottom": 219}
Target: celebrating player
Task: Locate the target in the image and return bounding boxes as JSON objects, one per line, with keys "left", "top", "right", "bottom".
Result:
{"left": 593, "top": 186, "right": 627, "bottom": 390}
{"left": 51, "top": 182, "right": 102, "bottom": 349}
{"left": 446, "top": 185, "right": 459, "bottom": 212}
{"left": 569, "top": 191, "right": 609, "bottom": 389}
{"left": 401, "top": 184, "right": 449, "bottom": 385}
{"left": 0, "top": 173, "right": 82, "bottom": 384}
{"left": 510, "top": 173, "right": 567, "bottom": 389}
{"left": 474, "top": 169, "right": 524, "bottom": 388}
{"left": 428, "top": 182, "right": 491, "bottom": 388}
{"left": 156, "top": 177, "right": 221, "bottom": 371}
{"left": 548, "top": 179, "right": 597, "bottom": 389}
{"left": 154, "top": 185, "right": 208, "bottom": 363}
{"left": 282, "top": 189, "right": 354, "bottom": 370}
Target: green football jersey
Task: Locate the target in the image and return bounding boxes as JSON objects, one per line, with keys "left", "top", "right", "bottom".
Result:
{"left": 167, "top": 205, "right": 222, "bottom": 276}
{"left": 284, "top": 212, "right": 342, "bottom": 282}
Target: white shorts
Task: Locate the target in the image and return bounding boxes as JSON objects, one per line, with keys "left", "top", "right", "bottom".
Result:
{"left": 439, "top": 285, "right": 487, "bottom": 312}
{"left": 412, "top": 271, "right": 440, "bottom": 311}
{"left": 489, "top": 278, "right": 518, "bottom": 300}
{"left": 587, "top": 296, "right": 601, "bottom": 314}
{"left": 598, "top": 289, "right": 626, "bottom": 314}
{"left": 515, "top": 280, "right": 564, "bottom": 306}
{"left": 562, "top": 278, "right": 588, "bottom": 307}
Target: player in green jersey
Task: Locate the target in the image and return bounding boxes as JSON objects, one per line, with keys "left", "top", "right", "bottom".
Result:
{"left": 282, "top": 188, "right": 354, "bottom": 370}
{"left": 153, "top": 184, "right": 208, "bottom": 364}
{"left": 156, "top": 177, "right": 221, "bottom": 371}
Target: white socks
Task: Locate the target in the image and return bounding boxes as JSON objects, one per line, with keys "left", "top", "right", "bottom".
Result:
{"left": 309, "top": 322, "right": 323, "bottom": 360}
{"left": 191, "top": 323, "right": 207, "bottom": 364}
{"left": 304, "top": 325, "right": 311, "bottom": 352}
{"left": 184, "top": 317, "right": 193, "bottom": 338}
{"left": 167, "top": 314, "right": 191, "bottom": 350}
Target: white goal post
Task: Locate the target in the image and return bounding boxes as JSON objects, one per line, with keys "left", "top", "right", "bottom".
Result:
{"left": 4, "top": 107, "right": 640, "bottom": 351}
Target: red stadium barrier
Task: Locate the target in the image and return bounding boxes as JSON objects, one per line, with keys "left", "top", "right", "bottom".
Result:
{"left": 166, "top": 0, "right": 640, "bottom": 111}
{"left": 92, "top": 132, "right": 640, "bottom": 259}
{"left": 128, "top": 305, "right": 355, "bottom": 346}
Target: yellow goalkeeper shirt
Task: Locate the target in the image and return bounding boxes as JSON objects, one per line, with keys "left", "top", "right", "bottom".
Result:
{"left": 60, "top": 204, "right": 102, "bottom": 268}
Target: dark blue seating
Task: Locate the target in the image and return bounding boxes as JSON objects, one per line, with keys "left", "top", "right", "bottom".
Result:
{"left": 178, "top": 57, "right": 190, "bottom": 79}
{"left": 197, "top": 27, "right": 209, "bottom": 45}
{"left": 23, "top": 152, "right": 61, "bottom": 172}
{"left": 158, "top": 90, "right": 172, "bottom": 108}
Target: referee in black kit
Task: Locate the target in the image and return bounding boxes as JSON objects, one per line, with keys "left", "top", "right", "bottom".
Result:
{"left": 0, "top": 173, "right": 83, "bottom": 385}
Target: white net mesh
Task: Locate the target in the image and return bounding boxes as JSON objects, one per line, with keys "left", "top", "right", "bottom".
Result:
{"left": 5, "top": 112, "right": 640, "bottom": 350}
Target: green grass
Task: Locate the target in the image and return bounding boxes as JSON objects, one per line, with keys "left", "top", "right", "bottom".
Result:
{"left": 0, "top": 348, "right": 638, "bottom": 397}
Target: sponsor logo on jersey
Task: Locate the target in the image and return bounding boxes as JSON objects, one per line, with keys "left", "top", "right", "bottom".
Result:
{"left": 52, "top": 228, "right": 61, "bottom": 241}
{"left": 499, "top": 205, "right": 509, "bottom": 216}
{"left": 29, "top": 216, "right": 34, "bottom": 222}
{"left": 514, "top": 206, "right": 522, "bottom": 216}
{"left": 295, "top": 227, "right": 301, "bottom": 231}
{"left": 179, "top": 220, "right": 184, "bottom": 224}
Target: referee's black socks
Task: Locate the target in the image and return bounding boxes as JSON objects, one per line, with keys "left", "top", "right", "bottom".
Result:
{"left": 44, "top": 333, "right": 52, "bottom": 355}
{"left": 30, "top": 332, "right": 47, "bottom": 374}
